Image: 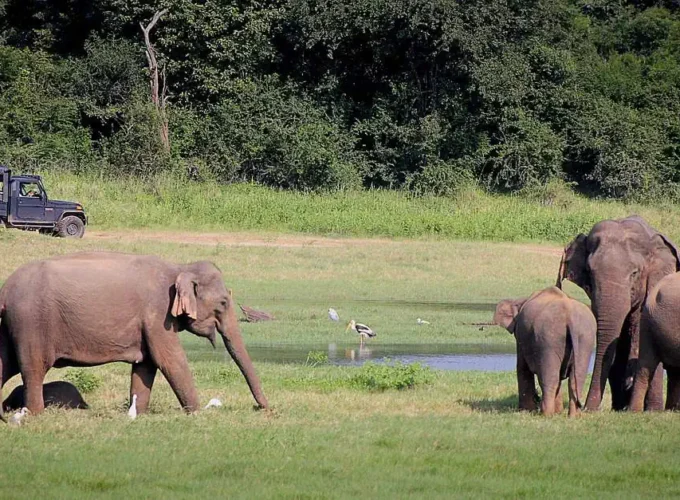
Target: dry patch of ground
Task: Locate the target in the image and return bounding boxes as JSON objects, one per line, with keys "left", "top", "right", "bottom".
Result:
{"left": 86, "top": 229, "right": 563, "bottom": 256}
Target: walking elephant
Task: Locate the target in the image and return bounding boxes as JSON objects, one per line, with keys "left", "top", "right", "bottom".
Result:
{"left": 0, "top": 252, "right": 269, "bottom": 419}
{"left": 630, "top": 272, "right": 680, "bottom": 411}
{"left": 494, "top": 287, "right": 595, "bottom": 416}
{"left": 556, "top": 215, "right": 680, "bottom": 411}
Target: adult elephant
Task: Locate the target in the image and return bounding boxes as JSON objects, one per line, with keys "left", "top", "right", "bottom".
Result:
{"left": 0, "top": 252, "right": 269, "bottom": 418}
{"left": 556, "top": 215, "right": 680, "bottom": 411}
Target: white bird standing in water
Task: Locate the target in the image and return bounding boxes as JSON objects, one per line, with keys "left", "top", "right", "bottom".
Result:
{"left": 346, "top": 320, "right": 376, "bottom": 344}
{"left": 128, "top": 394, "right": 137, "bottom": 420}
{"left": 328, "top": 308, "right": 340, "bottom": 322}
{"left": 417, "top": 318, "right": 430, "bottom": 325}
{"left": 9, "top": 407, "right": 28, "bottom": 426}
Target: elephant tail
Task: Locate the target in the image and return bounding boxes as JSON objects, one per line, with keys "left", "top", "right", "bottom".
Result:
{"left": 566, "top": 325, "right": 583, "bottom": 410}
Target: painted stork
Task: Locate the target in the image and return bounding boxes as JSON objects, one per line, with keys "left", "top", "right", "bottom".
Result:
{"left": 346, "top": 320, "right": 376, "bottom": 344}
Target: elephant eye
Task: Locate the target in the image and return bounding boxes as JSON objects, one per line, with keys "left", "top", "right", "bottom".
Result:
{"left": 220, "top": 300, "right": 228, "bottom": 308}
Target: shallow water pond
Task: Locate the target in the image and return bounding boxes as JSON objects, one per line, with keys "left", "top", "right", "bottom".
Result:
{"left": 187, "top": 341, "right": 596, "bottom": 372}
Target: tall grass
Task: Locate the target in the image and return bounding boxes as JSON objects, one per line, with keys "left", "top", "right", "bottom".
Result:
{"left": 41, "top": 172, "right": 680, "bottom": 242}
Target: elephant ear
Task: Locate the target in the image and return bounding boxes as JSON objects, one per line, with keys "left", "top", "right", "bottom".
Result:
{"left": 556, "top": 234, "right": 590, "bottom": 295}
{"left": 654, "top": 233, "right": 680, "bottom": 270}
{"left": 171, "top": 272, "right": 198, "bottom": 320}
{"left": 493, "top": 298, "right": 526, "bottom": 334}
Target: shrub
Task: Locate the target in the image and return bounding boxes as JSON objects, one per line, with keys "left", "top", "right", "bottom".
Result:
{"left": 350, "top": 361, "right": 434, "bottom": 391}
{"left": 63, "top": 369, "right": 102, "bottom": 394}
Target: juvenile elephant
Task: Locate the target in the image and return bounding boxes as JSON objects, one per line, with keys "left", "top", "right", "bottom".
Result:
{"left": 0, "top": 252, "right": 269, "bottom": 419}
{"left": 3, "top": 381, "right": 88, "bottom": 412}
{"left": 494, "top": 287, "right": 596, "bottom": 416}
{"left": 630, "top": 272, "right": 680, "bottom": 411}
{"left": 557, "top": 215, "right": 680, "bottom": 411}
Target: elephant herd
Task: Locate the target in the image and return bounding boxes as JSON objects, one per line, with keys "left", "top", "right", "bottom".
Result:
{"left": 1, "top": 215, "right": 680, "bottom": 420}
{"left": 497, "top": 215, "right": 680, "bottom": 415}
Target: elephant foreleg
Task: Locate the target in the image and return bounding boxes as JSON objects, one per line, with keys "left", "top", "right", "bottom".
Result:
{"left": 130, "top": 360, "right": 157, "bottom": 415}
{"left": 145, "top": 330, "right": 199, "bottom": 413}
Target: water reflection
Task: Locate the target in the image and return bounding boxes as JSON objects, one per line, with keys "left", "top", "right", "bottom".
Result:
{"left": 186, "top": 341, "right": 525, "bottom": 371}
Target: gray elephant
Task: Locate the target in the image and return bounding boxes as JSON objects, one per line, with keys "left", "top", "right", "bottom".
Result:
{"left": 3, "top": 381, "right": 88, "bottom": 412}
{"left": 630, "top": 272, "right": 680, "bottom": 411}
{"left": 0, "top": 252, "right": 269, "bottom": 419}
{"left": 557, "top": 215, "right": 680, "bottom": 411}
{"left": 494, "top": 287, "right": 596, "bottom": 416}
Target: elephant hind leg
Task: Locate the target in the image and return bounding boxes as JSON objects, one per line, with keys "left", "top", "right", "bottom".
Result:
{"left": 517, "top": 355, "right": 538, "bottom": 411}
{"left": 630, "top": 354, "right": 661, "bottom": 412}
{"left": 644, "top": 365, "right": 664, "bottom": 411}
{"left": 130, "top": 359, "right": 157, "bottom": 415}
{"left": 553, "top": 383, "right": 564, "bottom": 414}
{"left": 539, "top": 376, "right": 561, "bottom": 416}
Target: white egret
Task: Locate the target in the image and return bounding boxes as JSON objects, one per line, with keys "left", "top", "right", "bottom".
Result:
{"left": 417, "top": 318, "right": 430, "bottom": 325}
{"left": 205, "top": 398, "right": 223, "bottom": 409}
{"left": 328, "top": 308, "right": 340, "bottom": 321}
{"left": 128, "top": 394, "right": 137, "bottom": 420}
{"left": 9, "top": 407, "right": 28, "bottom": 426}
{"left": 346, "top": 320, "right": 376, "bottom": 344}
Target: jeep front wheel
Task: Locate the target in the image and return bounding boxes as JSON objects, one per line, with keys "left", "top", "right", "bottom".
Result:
{"left": 57, "top": 216, "right": 85, "bottom": 239}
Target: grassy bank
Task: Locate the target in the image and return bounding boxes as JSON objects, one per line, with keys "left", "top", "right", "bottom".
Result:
{"left": 41, "top": 172, "right": 680, "bottom": 243}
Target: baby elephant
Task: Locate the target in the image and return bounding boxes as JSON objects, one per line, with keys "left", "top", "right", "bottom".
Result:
{"left": 3, "top": 381, "right": 89, "bottom": 412}
{"left": 494, "top": 287, "right": 595, "bottom": 416}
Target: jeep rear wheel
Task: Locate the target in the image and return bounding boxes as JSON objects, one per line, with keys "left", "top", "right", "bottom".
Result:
{"left": 57, "top": 216, "right": 85, "bottom": 239}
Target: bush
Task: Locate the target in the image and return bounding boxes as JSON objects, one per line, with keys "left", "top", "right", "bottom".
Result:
{"left": 63, "top": 369, "right": 102, "bottom": 394}
{"left": 350, "top": 361, "right": 434, "bottom": 391}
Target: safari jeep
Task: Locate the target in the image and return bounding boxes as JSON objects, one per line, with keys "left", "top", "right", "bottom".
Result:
{"left": 0, "top": 166, "right": 87, "bottom": 238}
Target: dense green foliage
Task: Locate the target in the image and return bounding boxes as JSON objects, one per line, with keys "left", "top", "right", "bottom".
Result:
{"left": 2, "top": 1, "right": 680, "bottom": 198}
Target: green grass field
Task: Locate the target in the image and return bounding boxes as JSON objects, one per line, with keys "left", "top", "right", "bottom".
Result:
{"left": 40, "top": 171, "right": 680, "bottom": 242}
{"left": 0, "top": 229, "right": 679, "bottom": 498}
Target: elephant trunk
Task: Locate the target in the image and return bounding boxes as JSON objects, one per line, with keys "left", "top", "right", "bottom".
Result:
{"left": 584, "top": 294, "right": 630, "bottom": 411}
{"left": 219, "top": 298, "right": 269, "bottom": 410}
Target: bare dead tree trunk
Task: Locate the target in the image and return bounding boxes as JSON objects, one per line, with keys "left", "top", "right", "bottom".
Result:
{"left": 140, "top": 9, "right": 170, "bottom": 152}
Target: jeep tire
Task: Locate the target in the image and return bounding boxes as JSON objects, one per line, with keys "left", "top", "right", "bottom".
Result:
{"left": 57, "top": 215, "right": 85, "bottom": 239}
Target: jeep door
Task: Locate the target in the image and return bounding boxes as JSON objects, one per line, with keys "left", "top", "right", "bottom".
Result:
{"left": 15, "top": 181, "right": 46, "bottom": 221}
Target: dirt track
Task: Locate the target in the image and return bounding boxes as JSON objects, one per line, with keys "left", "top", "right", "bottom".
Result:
{"left": 85, "top": 229, "right": 563, "bottom": 256}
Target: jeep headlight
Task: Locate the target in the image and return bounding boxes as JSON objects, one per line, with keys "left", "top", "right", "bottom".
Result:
{"left": 76, "top": 204, "right": 83, "bottom": 210}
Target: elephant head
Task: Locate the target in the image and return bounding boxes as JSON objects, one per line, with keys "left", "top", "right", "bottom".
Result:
{"left": 493, "top": 298, "right": 528, "bottom": 333}
{"left": 556, "top": 216, "right": 680, "bottom": 410}
{"left": 171, "top": 262, "right": 269, "bottom": 409}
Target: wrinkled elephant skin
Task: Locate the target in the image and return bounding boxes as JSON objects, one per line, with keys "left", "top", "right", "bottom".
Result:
{"left": 0, "top": 252, "right": 269, "bottom": 418}
{"left": 557, "top": 216, "right": 680, "bottom": 411}
{"left": 495, "top": 287, "right": 596, "bottom": 417}
{"left": 631, "top": 272, "right": 680, "bottom": 411}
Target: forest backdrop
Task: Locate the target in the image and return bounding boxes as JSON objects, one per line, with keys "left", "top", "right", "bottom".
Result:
{"left": 1, "top": 0, "right": 680, "bottom": 200}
